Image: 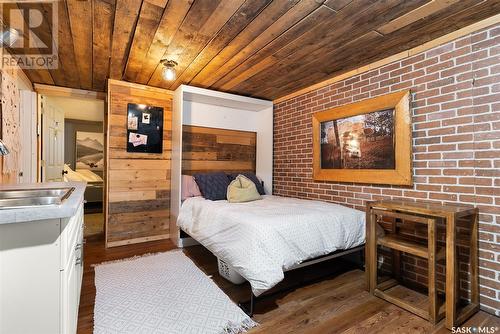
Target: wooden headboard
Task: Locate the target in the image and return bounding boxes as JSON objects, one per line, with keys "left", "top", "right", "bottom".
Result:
{"left": 182, "top": 125, "right": 256, "bottom": 175}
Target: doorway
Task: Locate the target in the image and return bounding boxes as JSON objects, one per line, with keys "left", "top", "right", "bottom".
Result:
{"left": 40, "top": 94, "right": 105, "bottom": 238}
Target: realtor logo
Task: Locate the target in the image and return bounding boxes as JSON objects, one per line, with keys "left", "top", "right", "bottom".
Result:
{"left": 0, "top": 0, "right": 58, "bottom": 69}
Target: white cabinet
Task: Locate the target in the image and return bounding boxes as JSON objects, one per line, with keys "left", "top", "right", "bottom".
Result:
{"left": 0, "top": 202, "right": 84, "bottom": 334}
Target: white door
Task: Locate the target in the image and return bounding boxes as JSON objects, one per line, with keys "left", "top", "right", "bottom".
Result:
{"left": 19, "top": 90, "right": 37, "bottom": 183}
{"left": 41, "top": 96, "right": 65, "bottom": 182}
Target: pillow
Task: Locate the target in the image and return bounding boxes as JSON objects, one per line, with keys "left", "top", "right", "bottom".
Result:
{"left": 181, "top": 175, "right": 202, "bottom": 201}
{"left": 227, "top": 175, "right": 261, "bottom": 203}
{"left": 228, "top": 172, "right": 265, "bottom": 195}
{"left": 193, "top": 172, "right": 230, "bottom": 201}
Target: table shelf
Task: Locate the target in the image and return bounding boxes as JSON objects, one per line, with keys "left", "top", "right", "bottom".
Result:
{"left": 377, "top": 234, "right": 445, "bottom": 261}
{"left": 366, "top": 199, "right": 479, "bottom": 329}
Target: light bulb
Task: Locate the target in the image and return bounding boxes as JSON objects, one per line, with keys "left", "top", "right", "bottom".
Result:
{"left": 162, "top": 67, "right": 176, "bottom": 81}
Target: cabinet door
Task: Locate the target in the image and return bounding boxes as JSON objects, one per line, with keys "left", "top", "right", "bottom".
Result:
{"left": 62, "top": 253, "right": 79, "bottom": 334}
{"left": 76, "top": 223, "right": 84, "bottom": 304}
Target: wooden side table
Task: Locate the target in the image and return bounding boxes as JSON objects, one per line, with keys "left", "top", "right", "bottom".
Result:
{"left": 365, "top": 200, "right": 479, "bottom": 329}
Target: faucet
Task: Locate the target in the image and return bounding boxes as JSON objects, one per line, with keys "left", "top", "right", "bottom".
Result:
{"left": 0, "top": 139, "right": 10, "bottom": 156}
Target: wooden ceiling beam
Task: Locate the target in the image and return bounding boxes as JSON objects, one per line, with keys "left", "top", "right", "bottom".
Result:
{"left": 212, "top": 2, "right": 335, "bottom": 91}
{"left": 134, "top": 0, "right": 193, "bottom": 84}
{"left": 271, "top": 2, "right": 500, "bottom": 102}
{"left": 228, "top": 0, "right": 430, "bottom": 94}
{"left": 146, "top": 0, "right": 245, "bottom": 88}
{"left": 214, "top": 0, "right": 395, "bottom": 90}
{"left": 170, "top": 0, "right": 274, "bottom": 89}
{"left": 324, "top": 0, "right": 353, "bottom": 11}
{"left": 376, "top": 0, "right": 462, "bottom": 35}
{"left": 67, "top": 0, "right": 93, "bottom": 89}
{"left": 191, "top": 0, "right": 324, "bottom": 89}
{"left": 255, "top": 31, "right": 385, "bottom": 99}
{"left": 92, "top": 0, "right": 115, "bottom": 91}
{"left": 123, "top": 0, "right": 166, "bottom": 82}
{"left": 55, "top": 0, "right": 80, "bottom": 88}
{"left": 109, "top": 0, "right": 143, "bottom": 79}
{"left": 268, "top": 0, "right": 497, "bottom": 98}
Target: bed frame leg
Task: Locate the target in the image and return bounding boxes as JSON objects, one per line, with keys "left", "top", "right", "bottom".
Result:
{"left": 238, "top": 289, "right": 255, "bottom": 317}
{"left": 359, "top": 248, "right": 366, "bottom": 271}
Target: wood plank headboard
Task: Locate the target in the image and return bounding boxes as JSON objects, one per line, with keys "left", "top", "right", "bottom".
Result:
{"left": 182, "top": 125, "right": 256, "bottom": 175}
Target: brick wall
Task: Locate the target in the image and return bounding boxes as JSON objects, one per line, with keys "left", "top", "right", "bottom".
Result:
{"left": 273, "top": 24, "right": 500, "bottom": 315}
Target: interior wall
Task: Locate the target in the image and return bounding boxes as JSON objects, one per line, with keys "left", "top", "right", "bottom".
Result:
{"left": 106, "top": 80, "right": 172, "bottom": 248}
{"left": 0, "top": 52, "right": 33, "bottom": 184}
{"left": 273, "top": 23, "right": 500, "bottom": 315}
{"left": 46, "top": 95, "right": 105, "bottom": 122}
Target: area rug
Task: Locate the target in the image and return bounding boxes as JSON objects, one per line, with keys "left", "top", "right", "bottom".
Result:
{"left": 93, "top": 250, "right": 257, "bottom": 334}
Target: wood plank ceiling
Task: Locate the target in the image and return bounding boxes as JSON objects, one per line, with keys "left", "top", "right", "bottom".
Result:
{"left": 6, "top": 0, "right": 500, "bottom": 100}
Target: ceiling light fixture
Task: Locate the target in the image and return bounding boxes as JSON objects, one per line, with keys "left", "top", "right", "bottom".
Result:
{"left": 160, "top": 59, "right": 178, "bottom": 81}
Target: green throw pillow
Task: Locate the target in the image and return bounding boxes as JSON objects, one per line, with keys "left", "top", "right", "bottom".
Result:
{"left": 227, "top": 174, "right": 262, "bottom": 203}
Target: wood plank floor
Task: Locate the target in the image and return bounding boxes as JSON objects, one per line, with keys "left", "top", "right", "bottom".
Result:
{"left": 77, "top": 236, "right": 499, "bottom": 334}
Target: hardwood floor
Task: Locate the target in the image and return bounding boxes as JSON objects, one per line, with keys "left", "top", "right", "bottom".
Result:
{"left": 77, "top": 237, "right": 499, "bottom": 334}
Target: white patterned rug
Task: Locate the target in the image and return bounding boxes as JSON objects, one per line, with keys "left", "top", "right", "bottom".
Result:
{"left": 93, "top": 251, "right": 257, "bottom": 334}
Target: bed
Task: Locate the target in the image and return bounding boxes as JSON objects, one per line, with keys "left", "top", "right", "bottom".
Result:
{"left": 63, "top": 164, "right": 103, "bottom": 203}
{"left": 177, "top": 195, "right": 366, "bottom": 297}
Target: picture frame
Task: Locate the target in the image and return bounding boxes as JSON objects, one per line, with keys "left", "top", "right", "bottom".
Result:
{"left": 312, "top": 90, "right": 412, "bottom": 185}
{"left": 75, "top": 131, "right": 104, "bottom": 171}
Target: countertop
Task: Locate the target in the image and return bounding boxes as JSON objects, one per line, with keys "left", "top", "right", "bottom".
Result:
{"left": 0, "top": 182, "right": 87, "bottom": 224}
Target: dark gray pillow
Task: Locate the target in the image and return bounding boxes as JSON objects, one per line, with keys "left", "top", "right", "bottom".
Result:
{"left": 228, "top": 172, "right": 265, "bottom": 195}
{"left": 193, "top": 172, "right": 230, "bottom": 201}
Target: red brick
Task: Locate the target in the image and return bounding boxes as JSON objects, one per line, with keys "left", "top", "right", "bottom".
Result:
{"left": 443, "top": 186, "right": 475, "bottom": 194}
{"left": 428, "top": 177, "right": 457, "bottom": 184}
{"left": 442, "top": 134, "right": 473, "bottom": 142}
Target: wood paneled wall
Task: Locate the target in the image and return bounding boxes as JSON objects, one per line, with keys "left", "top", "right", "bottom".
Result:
{"left": 106, "top": 80, "right": 172, "bottom": 247}
{"left": 182, "top": 125, "right": 256, "bottom": 175}
{"left": 0, "top": 53, "right": 32, "bottom": 184}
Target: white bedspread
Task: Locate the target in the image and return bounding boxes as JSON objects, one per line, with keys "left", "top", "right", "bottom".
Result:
{"left": 177, "top": 195, "right": 366, "bottom": 296}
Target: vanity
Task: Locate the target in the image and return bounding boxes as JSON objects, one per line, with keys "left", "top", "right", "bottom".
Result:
{"left": 0, "top": 182, "right": 86, "bottom": 334}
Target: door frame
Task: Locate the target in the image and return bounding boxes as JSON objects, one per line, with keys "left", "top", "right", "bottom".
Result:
{"left": 19, "top": 90, "right": 37, "bottom": 183}
{"left": 35, "top": 85, "right": 106, "bottom": 182}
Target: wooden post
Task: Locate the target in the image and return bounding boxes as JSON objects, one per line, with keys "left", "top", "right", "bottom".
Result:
{"left": 470, "top": 210, "right": 479, "bottom": 306}
{"left": 428, "top": 218, "right": 438, "bottom": 323}
{"left": 445, "top": 213, "right": 457, "bottom": 329}
{"left": 392, "top": 217, "right": 401, "bottom": 281}
{"left": 368, "top": 207, "right": 378, "bottom": 294}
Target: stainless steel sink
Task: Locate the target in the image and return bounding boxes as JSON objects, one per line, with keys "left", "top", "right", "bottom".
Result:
{"left": 0, "top": 187, "right": 74, "bottom": 209}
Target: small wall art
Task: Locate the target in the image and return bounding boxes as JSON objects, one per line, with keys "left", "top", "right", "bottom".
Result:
{"left": 126, "top": 103, "right": 163, "bottom": 153}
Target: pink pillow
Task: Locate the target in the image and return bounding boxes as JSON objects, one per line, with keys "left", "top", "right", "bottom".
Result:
{"left": 181, "top": 175, "right": 202, "bottom": 200}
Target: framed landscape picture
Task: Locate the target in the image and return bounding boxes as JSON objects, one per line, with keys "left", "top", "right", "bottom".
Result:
{"left": 76, "top": 131, "right": 104, "bottom": 171}
{"left": 312, "top": 90, "right": 412, "bottom": 185}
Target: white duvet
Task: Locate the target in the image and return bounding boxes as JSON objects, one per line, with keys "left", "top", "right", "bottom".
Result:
{"left": 177, "top": 195, "right": 365, "bottom": 296}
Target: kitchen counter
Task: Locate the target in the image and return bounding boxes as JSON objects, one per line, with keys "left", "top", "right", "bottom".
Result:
{"left": 0, "top": 181, "right": 87, "bottom": 224}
